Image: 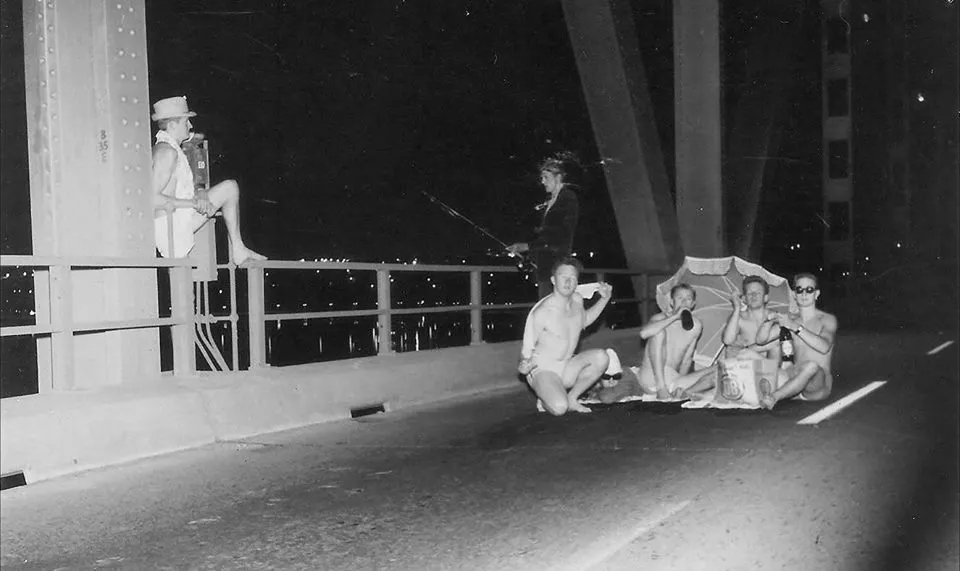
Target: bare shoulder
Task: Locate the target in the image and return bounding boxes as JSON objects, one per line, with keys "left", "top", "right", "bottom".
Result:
{"left": 649, "top": 312, "right": 667, "bottom": 323}
{"left": 817, "top": 310, "right": 838, "bottom": 331}
{"left": 152, "top": 143, "right": 178, "bottom": 171}
{"left": 532, "top": 298, "right": 561, "bottom": 320}
{"left": 152, "top": 141, "right": 177, "bottom": 157}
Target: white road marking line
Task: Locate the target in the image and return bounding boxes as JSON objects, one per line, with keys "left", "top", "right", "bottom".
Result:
{"left": 926, "top": 340, "right": 955, "bottom": 355}
{"left": 557, "top": 500, "right": 692, "bottom": 571}
{"left": 797, "top": 381, "right": 887, "bottom": 425}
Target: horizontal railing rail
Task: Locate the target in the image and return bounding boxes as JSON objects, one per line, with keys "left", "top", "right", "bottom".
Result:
{"left": 237, "top": 260, "right": 659, "bottom": 366}
{"left": 0, "top": 254, "right": 198, "bottom": 391}
{"left": 1, "top": 254, "right": 663, "bottom": 393}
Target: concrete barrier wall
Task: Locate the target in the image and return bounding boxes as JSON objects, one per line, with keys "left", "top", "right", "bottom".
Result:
{"left": 0, "top": 327, "right": 642, "bottom": 484}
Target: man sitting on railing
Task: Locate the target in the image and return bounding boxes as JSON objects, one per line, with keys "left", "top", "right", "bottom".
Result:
{"left": 517, "top": 256, "right": 613, "bottom": 415}
{"left": 151, "top": 96, "right": 266, "bottom": 266}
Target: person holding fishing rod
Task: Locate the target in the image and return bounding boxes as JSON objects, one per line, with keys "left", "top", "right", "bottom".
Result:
{"left": 506, "top": 151, "right": 581, "bottom": 298}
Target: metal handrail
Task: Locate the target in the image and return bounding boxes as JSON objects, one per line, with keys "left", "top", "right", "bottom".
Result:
{"left": 0, "top": 254, "right": 197, "bottom": 390}
{"left": 2, "top": 254, "right": 661, "bottom": 389}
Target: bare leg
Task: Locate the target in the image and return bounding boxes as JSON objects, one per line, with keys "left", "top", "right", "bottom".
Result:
{"left": 204, "top": 179, "right": 266, "bottom": 266}
{"left": 648, "top": 330, "right": 672, "bottom": 399}
{"left": 527, "top": 372, "right": 569, "bottom": 416}
{"left": 677, "top": 365, "right": 718, "bottom": 396}
{"left": 562, "top": 349, "right": 609, "bottom": 413}
{"left": 760, "top": 362, "right": 825, "bottom": 410}
{"left": 672, "top": 366, "right": 717, "bottom": 399}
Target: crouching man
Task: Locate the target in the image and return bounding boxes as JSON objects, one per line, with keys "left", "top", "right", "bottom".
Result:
{"left": 518, "top": 256, "right": 613, "bottom": 415}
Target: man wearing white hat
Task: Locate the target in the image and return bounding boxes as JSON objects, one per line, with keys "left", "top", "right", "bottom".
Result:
{"left": 151, "top": 96, "right": 265, "bottom": 265}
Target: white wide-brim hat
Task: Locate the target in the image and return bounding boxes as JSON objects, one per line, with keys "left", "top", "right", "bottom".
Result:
{"left": 151, "top": 96, "right": 197, "bottom": 121}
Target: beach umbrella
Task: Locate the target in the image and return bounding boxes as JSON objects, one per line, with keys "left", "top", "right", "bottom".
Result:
{"left": 655, "top": 256, "right": 796, "bottom": 367}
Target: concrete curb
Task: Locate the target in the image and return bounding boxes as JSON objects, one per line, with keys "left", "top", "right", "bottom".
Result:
{"left": 1, "top": 328, "right": 642, "bottom": 485}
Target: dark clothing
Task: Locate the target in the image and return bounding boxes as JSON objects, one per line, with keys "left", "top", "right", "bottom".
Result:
{"left": 529, "top": 188, "right": 579, "bottom": 297}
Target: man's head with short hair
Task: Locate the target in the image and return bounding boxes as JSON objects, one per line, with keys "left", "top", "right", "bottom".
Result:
{"left": 793, "top": 272, "right": 819, "bottom": 289}
{"left": 741, "top": 275, "right": 769, "bottom": 295}
{"left": 551, "top": 255, "right": 583, "bottom": 277}
{"left": 741, "top": 275, "right": 769, "bottom": 310}
{"left": 792, "top": 272, "right": 821, "bottom": 307}
{"left": 550, "top": 255, "right": 583, "bottom": 297}
{"left": 669, "top": 283, "right": 697, "bottom": 312}
{"left": 670, "top": 283, "right": 696, "bottom": 301}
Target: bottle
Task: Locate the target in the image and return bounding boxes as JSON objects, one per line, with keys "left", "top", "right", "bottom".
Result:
{"left": 680, "top": 309, "right": 694, "bottom": 331}
{"left": 779, "top": 325, "right": 795, "bottom": 369}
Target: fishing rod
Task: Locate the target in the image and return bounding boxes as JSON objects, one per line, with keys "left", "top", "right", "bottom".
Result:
{"left": 419, "top": 189, "right": 537, "bottom": 273}
{"left": 419, "top": 190, "right": 511, "bottom": 250}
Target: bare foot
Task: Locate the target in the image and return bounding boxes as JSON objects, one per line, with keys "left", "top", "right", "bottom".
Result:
{"left": 232, "top": 245, "right": 267, "bottom": 266}
{"left": 759, "top": 394, "right": 778, "bottom": 410}
{"left": 567, "top": 398, "right": 592, "bottom": 413}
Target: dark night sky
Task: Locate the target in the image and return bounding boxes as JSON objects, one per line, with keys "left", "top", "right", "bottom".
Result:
{"left": 2, "top": 0, "right": 957, "bottom": 276}
{"left": 143, "top": 0, "right": 628, "bottom": 264}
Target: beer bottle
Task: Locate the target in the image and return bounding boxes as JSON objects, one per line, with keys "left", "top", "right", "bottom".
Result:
{"left": 779, "top": 324, "right": 795, "bottom": 369}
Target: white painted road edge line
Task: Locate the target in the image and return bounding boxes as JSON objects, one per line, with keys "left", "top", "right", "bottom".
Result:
{"left": 797, "top": 381, "right": 887, "bottom": 425}
{"left": 927, "top": 340, "right": 955, "bottom": 355}
{"left": 558, "top": 500, "right": 692, "bottom": 571}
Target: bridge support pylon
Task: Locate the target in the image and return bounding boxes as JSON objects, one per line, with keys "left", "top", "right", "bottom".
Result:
{"left": 23, "top": 0, "right": 160, "bottom": 389}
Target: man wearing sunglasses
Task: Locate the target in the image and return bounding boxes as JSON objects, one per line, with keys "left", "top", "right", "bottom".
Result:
{"left": 759, "top": 273, "right": 838, "bottom": 410}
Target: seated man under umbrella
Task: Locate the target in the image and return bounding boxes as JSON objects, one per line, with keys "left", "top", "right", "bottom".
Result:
{"left": 594, "top": 283, "right": 714, "bottom": 403}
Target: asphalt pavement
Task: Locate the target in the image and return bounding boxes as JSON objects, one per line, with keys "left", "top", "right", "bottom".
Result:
{"left": 1, "top": 330, "right": 957, "bottom": 570}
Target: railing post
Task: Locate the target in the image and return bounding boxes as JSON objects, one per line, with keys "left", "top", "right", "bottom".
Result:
{"left": 247, "top": 265, "right": 266, "bottom": 368}
{"left": 32, "top": 268, "right": 53, "bottom": 394}
{"left": 228, "top": 265, "right": 240, "bottom": 371}
{"left": 377, "top": 269, "right": 393, "bottom": 355}
{"left": 470, "top": 270, "right": 482, "bottom": 345}
{"left": 170, "top": 261, "right": 196, "bottom": 376}
{"left": 48, "top": 264, "right": 74, "bottom": 391}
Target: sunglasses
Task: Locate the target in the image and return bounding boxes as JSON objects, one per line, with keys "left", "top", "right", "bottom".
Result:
{"left": 793, "top": 286, "right": 817, "bottom": 294}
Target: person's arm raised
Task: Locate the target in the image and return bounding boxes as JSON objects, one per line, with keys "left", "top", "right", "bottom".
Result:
{"left": 582, "top": 282, "right": 613, "bottom": 328}
{"left": 755, "top": 317, "right": 778, "bottom": 348}
{"left": 722, "top": 294, "right": 743, "bottom": 346}
{"left": 639, "top": 311, "right": 679, "bottom": 340}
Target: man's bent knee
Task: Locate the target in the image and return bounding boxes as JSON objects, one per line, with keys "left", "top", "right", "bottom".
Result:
{"left": 543, "top": 397, "right": 568, "bottom": 416}
{"left": 220, "top": 179, "right": 239, "bottom": 199}
{"left": 802, "top": 361, "right": 821, "bottom": 376}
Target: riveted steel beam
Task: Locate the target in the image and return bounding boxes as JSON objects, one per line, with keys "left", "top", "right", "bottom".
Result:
{"left": 23, "top": 0, "right": 159, "bottom": 389}
{"left": 561, "top": 0, "right": 683, "bottom": 274}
